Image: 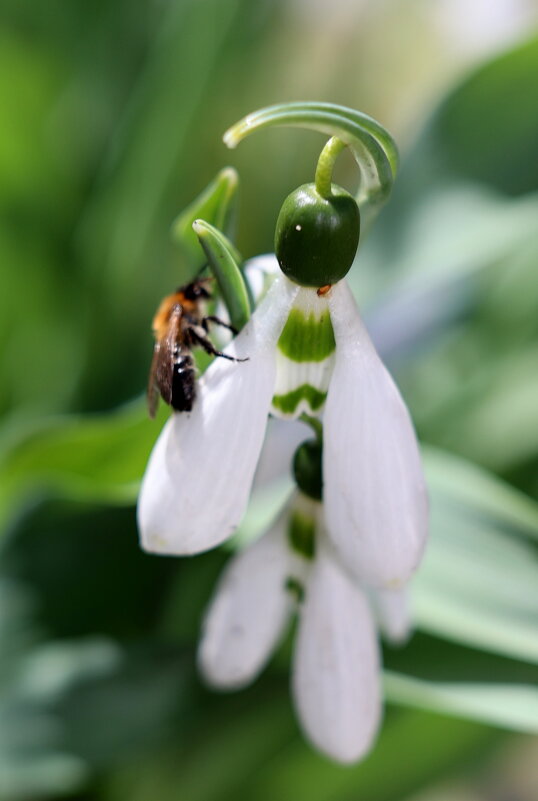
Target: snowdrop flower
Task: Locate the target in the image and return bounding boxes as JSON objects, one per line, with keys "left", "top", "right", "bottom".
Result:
{"left": 139, "top": 127, "right": 428, "bottom": 588}
{"left": 138, "top": 268, "right": 428, "bottom": 588}
{"left": 198, "top": 491, "right": 409, "bottom": 763}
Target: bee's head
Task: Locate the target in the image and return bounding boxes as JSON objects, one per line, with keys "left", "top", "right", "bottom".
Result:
{"left": 180, "top": 279, "right": 212, "bottom": 302}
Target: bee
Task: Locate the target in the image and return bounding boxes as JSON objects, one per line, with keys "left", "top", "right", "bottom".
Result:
{"left": 147, "top": 278, "right": 245, "bottom": 418}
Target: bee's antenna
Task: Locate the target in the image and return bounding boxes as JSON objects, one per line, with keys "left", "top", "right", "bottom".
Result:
{"left": 196, "top": 262, "right": 213, "bottom": 279}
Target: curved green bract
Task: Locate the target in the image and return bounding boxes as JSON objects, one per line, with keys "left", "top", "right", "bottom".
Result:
{"left": 192, "top": 219, "right": 250, "bottom": 331}
{"left": 172, "top": 167, "right": 239, "bottom": 272}
{"left": 224, "top": 101, "right": 399, "bottom": 226}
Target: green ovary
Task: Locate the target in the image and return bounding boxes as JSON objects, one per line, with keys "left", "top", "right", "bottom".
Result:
{"left": 287, "top": 510, "right": 316, "bottom": 560}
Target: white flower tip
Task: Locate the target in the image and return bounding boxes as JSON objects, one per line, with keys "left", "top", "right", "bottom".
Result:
{"left": 139, "top": 526, "right": 234, "bottom": 557}
{"left": 139, "top": 530, "right": 172, "bottom": 556}
{"left": 332, "top": 535, "right": 427, "bottom": 591}
{"left": 371, "top": 586, "right": 413, "bottom": 646}
{"left": 308, "top": 712, "right": 381, "bottom": 765}
{"left": 293, "top": 546, "right": 382, "bottom": 766}
{"left": 379, "top": 610, "right": 412, "bottom": 646}
{"left": 383, "top": 577, "right": 406, "bottom": 590}
{"left": 386, "top": 626, "right": 412, "bottom": 647}
{"left": 198, "top": 629, "right": 260, "bottom": 692}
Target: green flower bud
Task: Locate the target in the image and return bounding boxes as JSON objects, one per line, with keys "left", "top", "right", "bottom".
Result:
{"left": 275, "top": 183, "right": 360, "bottom": 288}
{"left": 293, "top": 438, "right": 323, "bottom": 501}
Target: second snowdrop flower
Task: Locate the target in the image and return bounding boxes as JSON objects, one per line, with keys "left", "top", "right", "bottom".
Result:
{"left": 198, "top": 492, "right": 389, "bottom": 764}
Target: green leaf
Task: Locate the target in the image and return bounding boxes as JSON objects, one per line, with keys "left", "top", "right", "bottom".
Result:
{"left": 0, "top": 501, "right": 178, "bottom": 641}
{"left": 385, "top": 671, "right": 538, "bottom": 733}
{"left": 431, "top": 35, "right": 538, "bottom": 196}
{"left": 172, "top": 167, "right": 239, "bottom": 273}
{"left": 0, "top": 401, "right": 158, "bottom": 532}
{"left": 379, "top": 36, "right": 538, "bottom": 249}
{"left": 192, "top": 219, "right": 250, "bottom": 330}
{"left": 238, "top": 708, "right": 495, "bottom": 801}
{"left": 224, "top": 101, "right": 398, "bottom": 228}
{"left": 413, "top": 475, "right": 538, "bottom": 663}
{"left": 101, "top": 681, "right": 296, "bottom": 801}
{"left": 102, "top": 681, "right": 495, "bottom": 801}
{"left": 0, "top": 639, "right": 191, "bottom": 799}
{"left": 424, "top": 446, "right": 538, "bottom": 540}
{"left": 428, "top": 346, "right": 538, "bottom": 473}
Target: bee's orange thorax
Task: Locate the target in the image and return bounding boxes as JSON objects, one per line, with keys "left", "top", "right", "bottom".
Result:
{"left": 151, "top": 293, "right": 183, "bottom": 341}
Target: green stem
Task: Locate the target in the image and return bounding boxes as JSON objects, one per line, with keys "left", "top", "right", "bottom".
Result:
{"left": 300, "top": 413, "right": 323, "bottom": 442}
{"left": 314, "top": 137, "right": 346, "bottom": 198}
{"left": 224, "top": 102, "right": 398, "bottom": 229}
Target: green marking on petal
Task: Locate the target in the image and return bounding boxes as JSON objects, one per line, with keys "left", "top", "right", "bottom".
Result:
{"left": 277, "top": 308, "right": 335, "bottom": 362}
{"left": 272, "top": 385, "right": 327, "bottom": 416}
{"left": 285, "top": 576, "right": 305, "bottom": 603}
{"left": 287, "top": 510, "right": 316, "bottom": 560}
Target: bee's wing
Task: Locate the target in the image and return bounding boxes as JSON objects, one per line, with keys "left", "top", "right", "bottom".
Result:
{"left": 147, "top": 305, "right": 182, "bottom": 418}
{"left": 147, "top": 342, "right": 163, "bottom": 419}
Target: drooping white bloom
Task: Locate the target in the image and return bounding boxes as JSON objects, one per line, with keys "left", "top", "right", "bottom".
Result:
{"left": 138, "top": 262, "right": 428, "bottom": 589}
{"left": 198, "top": 494, "right": 394, "bottom": 763}
{"left": 198, "top": 503, "right": 300, "bottom": 690}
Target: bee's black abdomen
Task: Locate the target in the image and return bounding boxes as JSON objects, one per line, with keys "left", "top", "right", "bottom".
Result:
{"left": 171, "top": 356, "right": 196, "bottom": 412}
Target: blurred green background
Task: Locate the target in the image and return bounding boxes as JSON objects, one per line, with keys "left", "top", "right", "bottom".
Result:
{"left": 1, "top": 1, "right": 538, "bottom": 799}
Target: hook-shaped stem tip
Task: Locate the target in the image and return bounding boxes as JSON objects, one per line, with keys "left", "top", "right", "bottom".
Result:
{"left": 314, "top": 137, "right": 347, "bottom": 198}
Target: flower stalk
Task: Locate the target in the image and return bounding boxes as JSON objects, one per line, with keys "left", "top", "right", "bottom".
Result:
{"left": 314, "top": 136, "right": 346, "bottom": 198}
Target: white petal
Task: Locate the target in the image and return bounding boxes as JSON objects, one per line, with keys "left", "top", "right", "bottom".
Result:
{"left": 324, "top": 280, "right": 429, "bottom": 588}
{"left": 252, "top": 417, "right": 309, "bottom": 491}
{"left": 198, "top": 507, "right": 296, "bottom": 689}
{"left": 243, "top": 253, "right": 280, "bottom": 303}
{"left": 292, "top": 541, "right": 382, "bottom": 763}
{"left": 137, "top": 276, "right": 299, "bottom": 555}
{"left": 369, "top": 586, "right": 412, "bottom": 645}
{"left": 215, "top": 253, "right": 280, "bottom": 344}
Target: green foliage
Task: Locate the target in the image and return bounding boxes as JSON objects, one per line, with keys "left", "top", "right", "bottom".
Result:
{"left": 432, "top": 36, "right": 538, "bottom": 195}
{"left": 172, "top": 167, "right": 239, "bottom": 273}
{"left": 0, "top": 402, "right": 155, "bottom": 531}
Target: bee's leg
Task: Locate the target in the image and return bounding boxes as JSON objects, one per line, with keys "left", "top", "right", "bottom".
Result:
{"left": 202, "top": 315, "right": 238, "bottom": 335}
{"left": 187, "top": 327, "right": 248, "bottom": 362}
